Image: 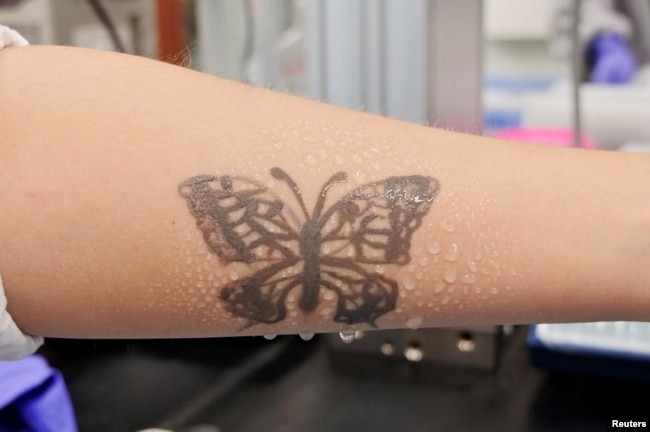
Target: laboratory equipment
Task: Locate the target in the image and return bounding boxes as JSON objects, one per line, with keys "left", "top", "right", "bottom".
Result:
{"left": 528, "top": 322, "right": 650, "bottom": 381}
{"left": 0, "top": 0, "right": 155, "bottom": 55}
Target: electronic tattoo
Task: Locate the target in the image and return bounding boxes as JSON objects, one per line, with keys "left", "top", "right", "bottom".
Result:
{"left": 179, "top": 168, "right": 440, "bottom": 327}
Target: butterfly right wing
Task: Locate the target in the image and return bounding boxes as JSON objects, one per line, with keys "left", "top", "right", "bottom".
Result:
{"left": 318, "top": 175, "right": 440, "bottom": 265}
{"left": 319, "top": 256, "right": 397, "bottom": 327}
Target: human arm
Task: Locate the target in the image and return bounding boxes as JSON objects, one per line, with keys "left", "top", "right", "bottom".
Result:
{"left": 1, "top": 45, "right": 649, "bottom": 340}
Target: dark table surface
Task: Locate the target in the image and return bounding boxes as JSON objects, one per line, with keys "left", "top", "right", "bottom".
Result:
{"left": 40, "top": 327, "right": 650, "bottom": 432}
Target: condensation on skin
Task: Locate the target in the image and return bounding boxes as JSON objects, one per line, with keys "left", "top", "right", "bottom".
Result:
{"left": 152, "top": 226, "right": 252, "bottom": 334}
{"left": 159, "top": 117, "right": 527, "bottom": 334}
{"left": 387, "top": 185, "right": 525, "bottom": 326}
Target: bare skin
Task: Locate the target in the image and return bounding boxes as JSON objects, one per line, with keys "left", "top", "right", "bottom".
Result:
{"left": 0, "top": 46, "right": 648, "bottom": 340}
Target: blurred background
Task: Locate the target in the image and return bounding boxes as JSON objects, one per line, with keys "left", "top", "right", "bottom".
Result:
{"left": 1, "top": 1, "right": 650, "bottom": 431}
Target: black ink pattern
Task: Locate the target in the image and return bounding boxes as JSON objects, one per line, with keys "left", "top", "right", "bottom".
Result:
{"left": 179, "top": 168, "right": 440, "bottom": 327}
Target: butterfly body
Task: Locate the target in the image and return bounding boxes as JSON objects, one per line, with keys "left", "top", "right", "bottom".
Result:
{"left": 180, "top": 168, "right": 440, "bottom": 328}
{"left": 298, "top": 219, "right": 322, "bottom": 312}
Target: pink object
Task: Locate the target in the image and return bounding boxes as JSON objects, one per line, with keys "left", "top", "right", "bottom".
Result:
{"left": 492, "top": 128, "right": 596, "bottom": 149}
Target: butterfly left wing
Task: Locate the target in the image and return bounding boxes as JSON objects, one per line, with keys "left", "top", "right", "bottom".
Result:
{"left": 179, "top": 174, "right": 305, "bottom": 327}
{"left": 219, "top": 258, "right": 302, "bottom": 326}
{"left": 179, "top": 174, "right": 301, "bottom": 264}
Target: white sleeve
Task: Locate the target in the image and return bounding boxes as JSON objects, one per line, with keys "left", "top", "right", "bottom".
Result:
{"left": 0, "top": 24, "right": 41, "bottom": 361}
{"left": 0, "top": 24, "right": 29, "bottom": 49}
{"left": 0, "top": 275, "right": 44, "bottom": 360}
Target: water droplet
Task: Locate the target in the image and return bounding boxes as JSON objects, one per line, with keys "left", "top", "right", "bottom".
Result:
{"left": 443, "top": 266, "right": 457, "bottom": 283}
{"left": 229, "top": 270, "right": 239, "bottom": 281}
{"left": 235, "top": 224, "right": 246, "bottom": 234}
{"left": 440, "top": 219, "right": 456, "bottom": 232}
{"left": 339, "top": 330, "right": 355, "bottom": 343}
{"left": 352, "top": 154, "right": 363, "bottom": 164}
{"left": 419, "top": 256, "right": 429, "bottom": 266}
{"left": 375, "top": 265, "right": 385, "bottom": 274}
{"left": 334, "top": 154, "right": 345, "bottom": 166}
{"left": 322, "top": 243, "right": 332, "bottom": 254}
{"left": 474, "top": 250, "right": 483, "bottom": 261}
{"left": 406, "top": 316, "right": 423, "bottom": 330}
{"left": 263, "top": 334, "right": 277, "bottom": 340}
{"left": 415, "top": 272, "right": 424, "bottom": 280}
{"left": 444, "top": 243, "right": 459, "bottom": 261}
{"left": 404, "top": 277, "right": 416, "bottom": 291}
{"left": 462, "top": 273, "right": 477, "bottom": 284}
{"left": 466, "top": 258, "right": 478, "bottom": 273}
{"left": 427, "top": 240, "right": 442, "bottom": 255}
{"left": 407, "top": 263, "right": 417, "bottom": 273}
{"left": 474, "top": 286, "right": 482, "bottom": 293}
{"left": 299, "top": 332, "right": 315, "bottom": 341}
{"left": 272, "top": 141, "right": 283, "bottom": 150}
{"left": 490, "top": 287, "right": 500, "bottom": 295}
{"left": 354, "top": 170, "right": 367, "bottom": 183}
{"left": 304, "top": 153, "right": 317, "bottom": 165}
{"left": 323, "top": 290, "right": 335, "bottom": 301}
{"left": 433, "top": 280, "right": 446, "bottom": 293}
{"left": 448, "top": 285, "right": 456, "bottom": 293}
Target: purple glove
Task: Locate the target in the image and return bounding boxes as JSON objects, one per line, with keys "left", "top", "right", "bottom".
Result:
{"left": 0, "top": 355, "right": 78, "bottom": 432}
{"left": 588, "top": 32, "right": 637, "bottom": 84}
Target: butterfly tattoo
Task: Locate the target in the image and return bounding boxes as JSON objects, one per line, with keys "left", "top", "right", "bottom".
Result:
{"left": 179, "top": 167, "right": 440, "bottom": 327}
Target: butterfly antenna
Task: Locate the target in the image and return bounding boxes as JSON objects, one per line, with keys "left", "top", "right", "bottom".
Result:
{"left": 313, "top": 171, "right": 347, "bottom": 219}
{"left": 270, "top": 167, "right": 311, "bottom": 220}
